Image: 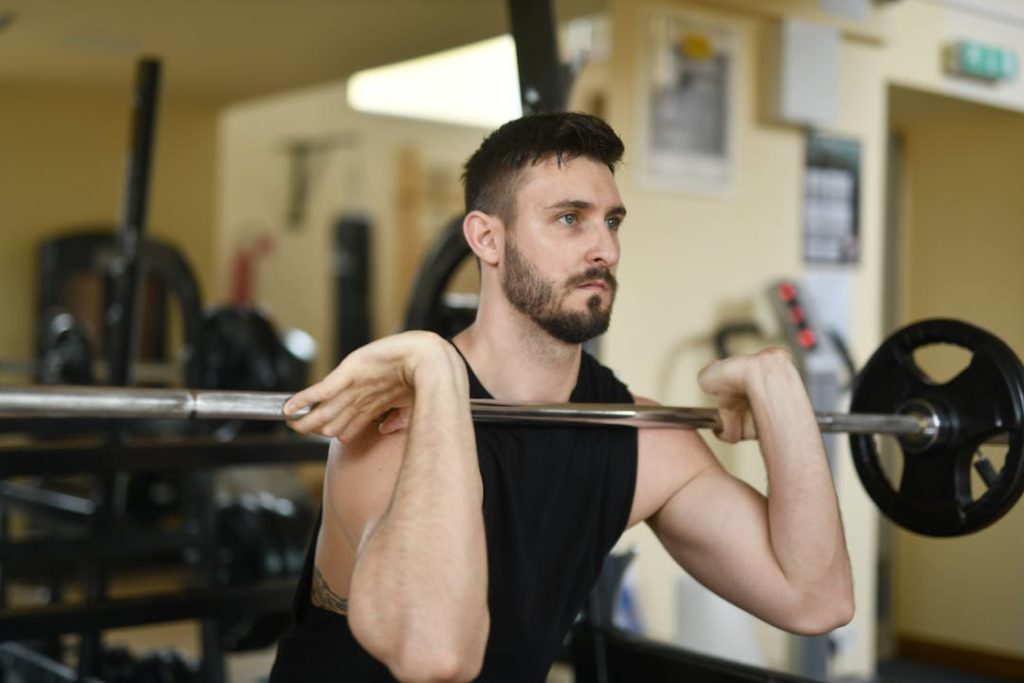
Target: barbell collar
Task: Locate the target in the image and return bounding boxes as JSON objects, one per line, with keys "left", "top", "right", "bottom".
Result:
{"left": 0, "top": 386, "right": 1003, "bottom": 443}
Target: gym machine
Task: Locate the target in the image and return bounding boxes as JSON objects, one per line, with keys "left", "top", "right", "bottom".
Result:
{"left": 0, "top": 58, "right": 322, "bottom": 683}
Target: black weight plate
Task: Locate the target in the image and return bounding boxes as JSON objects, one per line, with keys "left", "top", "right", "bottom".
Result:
{"left": 216, "top": 494, "right": 307, "bottom": 653}
{"left": 200, "top": 307, "right": 290, "bottom": 392}
{"left": 36, "top": 309, "right": 94, "bottom": 385}
{"left": 850, "top": 319, "right": 1024, "bottom": 536}
{"left": 402, "top": 215, "right": 478, "bottom": 338}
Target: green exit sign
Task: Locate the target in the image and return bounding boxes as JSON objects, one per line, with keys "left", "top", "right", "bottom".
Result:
{"left": 945, "top": 40, "right": 1019, "bottom": 82}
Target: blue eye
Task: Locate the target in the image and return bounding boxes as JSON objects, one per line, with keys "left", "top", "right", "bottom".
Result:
{"left": 559, "top": 214, "right": 578, "bottom": 226}
{"left": 606, "top": 216, "right": 622, "bottom": 231}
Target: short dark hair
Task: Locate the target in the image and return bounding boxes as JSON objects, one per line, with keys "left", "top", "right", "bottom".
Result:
{"left": 462, "top": 112, "right": 624, "bottom": 224}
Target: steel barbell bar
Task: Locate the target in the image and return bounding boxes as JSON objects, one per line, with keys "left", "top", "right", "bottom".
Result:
{"left": 0, "top": 384, "right": 1008, "bottom": 444}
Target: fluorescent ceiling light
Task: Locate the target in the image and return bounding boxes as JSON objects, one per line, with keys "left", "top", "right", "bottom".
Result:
{"left": 347, "top": 35, "right": 522, "bottom": 128}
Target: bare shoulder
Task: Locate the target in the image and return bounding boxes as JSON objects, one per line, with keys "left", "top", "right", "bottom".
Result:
{"left": 315, "top": 427, "right": 407, "bottom": 599}
{"left": 627, "top": 395, "right": 720, "bottom": 528}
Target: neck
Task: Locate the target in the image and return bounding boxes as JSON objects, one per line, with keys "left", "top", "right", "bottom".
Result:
{"left": 453, "top": 288, "right": 582, "bottom": 402}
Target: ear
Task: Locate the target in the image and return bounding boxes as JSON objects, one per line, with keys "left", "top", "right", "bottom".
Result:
{"left": 463, "top": 210, "right": 503, "bottom": 267}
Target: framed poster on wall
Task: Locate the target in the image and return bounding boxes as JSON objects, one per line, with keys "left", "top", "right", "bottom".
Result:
{"left": 803, "top": 132, "right": 861, "bottom": 264}
{"left": 635, "top": 8, "right": 736, "bottom": 196}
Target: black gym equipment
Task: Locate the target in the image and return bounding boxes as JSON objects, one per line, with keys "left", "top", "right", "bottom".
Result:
{"left": 333, "top": 215, "right": 373, "bottom": 362}
{"left": 36, "top": 230, "right": 206, "bottom": 389}
{"left": 508, "top": 0, "right": 567, "bottom": 114}
{"left": 35, "top": 309, "right": 95, "bottom": 386}
{"left": 214, "top": 493, "right": 313, "bottom": 652}
{"left": 571, "top": 627, "right": 817, "bottom": 683}
{"left": 0, "top": 438, "right": 325, "bottom": 671}
{"left": 850, "top": 318, "right": 1024, "bottom": 536}
{"left": 0, "top": 56, "right": 323, "bottom": 683}
{"left": 402, "top": 216, "right": 477, "bottom": 338}
{"left": 569, "top": 552, "right": 817, "bottom": 683}
{"left": 107, "top": 58, "right": 161, "bottom": 389}
{"left": 77, "top": 57, "right": 163, "bottom": 682}
{"left": 199, "top": 307, "right": 308, "bottom": 395}
{"left": 0, "top": 642, "right": 104, "bottom": 683}
{"left": 100, "top": 646, "right": 199, "bottom": 683}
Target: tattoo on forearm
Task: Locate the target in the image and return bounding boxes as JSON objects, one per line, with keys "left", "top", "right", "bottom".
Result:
{"left": 311, "top": 566, "right": 348, "bottom": 615}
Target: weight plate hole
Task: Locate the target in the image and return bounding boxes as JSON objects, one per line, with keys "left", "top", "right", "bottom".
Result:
{"left": 971, "top": 436, "right": 1009, "bottom": 500}
{"left": 913, "top": 344, "right": 973, "bottom": 385}
{"left": 876, "top": 434, "right": 903, "bottom": 492}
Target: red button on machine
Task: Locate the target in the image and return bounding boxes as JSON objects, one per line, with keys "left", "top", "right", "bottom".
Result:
{"left": 798, "top": 328, "right": 817, "bottom": 349}
{"left": 778, "top": 282, "right": 797, "bottom": 303}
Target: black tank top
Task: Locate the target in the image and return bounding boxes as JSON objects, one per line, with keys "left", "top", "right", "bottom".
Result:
{"left": 269, "top": 350, "right": 638, "bottom": 682}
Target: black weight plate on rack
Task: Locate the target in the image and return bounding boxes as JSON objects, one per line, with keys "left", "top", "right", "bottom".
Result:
{"left": 199, "top": 307, "right": 288, "bottom": 392}
{"left": 850, "top": 319, "right": 1024, "bottom": 536}
{"left": 36, "top": 309, "right": 94, "bottom": 385}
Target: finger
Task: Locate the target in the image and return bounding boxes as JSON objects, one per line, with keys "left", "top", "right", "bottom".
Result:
{"left": 716, "top": 427, "right": 741, "bottom": 444}
{"left": 282, "top": 390, "right": 313, "bottom": 417}
{"left": 286, "top": 361, "right": 362, "bottom": 413}
{"left": 742, "top": 412, "right": 758, "bottom": 440}
{"left": 338, "top": 409, "right": 385, "bottom": 443}
{"left": 284, "top": 381, "right": 335, "bottom": 416}
{"left": 713, "top": 409, "right": 745, "bottom": 444}
{"left": 697, "top": 356, "right": 746, "bottom": 394}
{"left": 289, "top": 395, "right": 349, "bottom": 434}
{"left": 713, "top": 424, "right": 739, "bottom": 444}
{"left": 697, "top": 358, "right": 732, "bottom": 394}
{"left": 322, "top": 386, "right": 406, "bottom": 441}
{"left": 696, "top": 359, "right": 719, "bottom": 392}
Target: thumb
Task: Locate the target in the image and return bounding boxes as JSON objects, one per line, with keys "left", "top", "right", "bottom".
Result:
{"left": 697, "top": 358, "right": 724, "bottom": 393}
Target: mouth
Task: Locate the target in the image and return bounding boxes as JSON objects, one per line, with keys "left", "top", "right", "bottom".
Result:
{"left": 567, "top": 269, "right": 617, "bottom": 295}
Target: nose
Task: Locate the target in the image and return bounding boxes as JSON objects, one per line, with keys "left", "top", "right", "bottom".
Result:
{"left": 585, "top": 220, "right": 620, "bottom": 269}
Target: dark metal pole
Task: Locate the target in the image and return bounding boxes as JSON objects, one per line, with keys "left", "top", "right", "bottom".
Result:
{"left": 107, "top": 57, "right": 162, "bottom": 387}
{"left": 83, "top": 56, "right": 162, "bottom": 679}
{"left": 507, "top": 0, "right": 566, "bottom": 113}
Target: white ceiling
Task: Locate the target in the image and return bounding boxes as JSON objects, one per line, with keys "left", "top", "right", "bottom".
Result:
{"left": 0, "top": 0, "right": 602, "bottom": 104}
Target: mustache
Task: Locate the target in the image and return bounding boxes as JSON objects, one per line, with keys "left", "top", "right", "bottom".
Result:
{"left": 565, "top": 268, "right": 617, "bottom": 292}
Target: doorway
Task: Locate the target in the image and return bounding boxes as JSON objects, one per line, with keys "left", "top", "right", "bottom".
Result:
{"left": 880, "top": 84, "right": 1024, "bottom": 678}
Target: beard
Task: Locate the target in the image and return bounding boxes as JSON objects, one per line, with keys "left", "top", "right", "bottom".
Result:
{"left": 501, "top": 237, "right": 617, "bottom": 344}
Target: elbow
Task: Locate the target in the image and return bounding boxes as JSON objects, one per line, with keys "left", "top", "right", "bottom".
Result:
{"left": 391, "top": 627, "right": 489, "bottom": 682}
{"left": 391, "top": 647, "right": 484, "bottom": 683}
{"left": 358, "top": 610, "right": 490, "bottom": 683}
{"left": 787, "top": 591, "right": 854, "bottom": 636}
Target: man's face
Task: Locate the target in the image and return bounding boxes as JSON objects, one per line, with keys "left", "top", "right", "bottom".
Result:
{"left": 499, "top": 156, "right": 625, "bottom": 344}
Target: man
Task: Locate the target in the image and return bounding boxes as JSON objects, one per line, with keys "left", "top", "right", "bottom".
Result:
{"left": 269, "top": 112, "right": 853, "bottom": 682}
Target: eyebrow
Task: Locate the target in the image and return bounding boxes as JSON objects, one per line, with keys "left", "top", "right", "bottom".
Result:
{"left": 545, "top": 199, "right": 627, "bottom": 217}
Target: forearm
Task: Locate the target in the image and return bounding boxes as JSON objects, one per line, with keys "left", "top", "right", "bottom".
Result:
{"left": 747, "top": 353, "right": 852, "bottom": 601}
{"left": 348, "top": 345, "right": 488, "bottom": 678}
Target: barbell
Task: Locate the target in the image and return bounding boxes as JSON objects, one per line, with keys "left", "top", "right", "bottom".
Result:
{"left": 0, "top": 318, "right": 1021, "bottom": 537}
{"left": 0, "top": 385, "right": 944, "bottom": 434}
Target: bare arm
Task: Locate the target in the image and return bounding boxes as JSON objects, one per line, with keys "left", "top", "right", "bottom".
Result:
{"left": 287, "top": 332, "right": 488, "bottom": 682}
{"left": 634, "top": 349, "right": 853, "bottom": 634}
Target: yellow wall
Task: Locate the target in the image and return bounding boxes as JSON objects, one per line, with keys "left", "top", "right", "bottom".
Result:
{"left": 218, "top": 82, "right": 488, "bottom": 380}
{"left": 892, "top": 94, "right": 1024, "bottom": 657}
{"left": 0, "top": 83, "right": 218, "bottom": 367}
